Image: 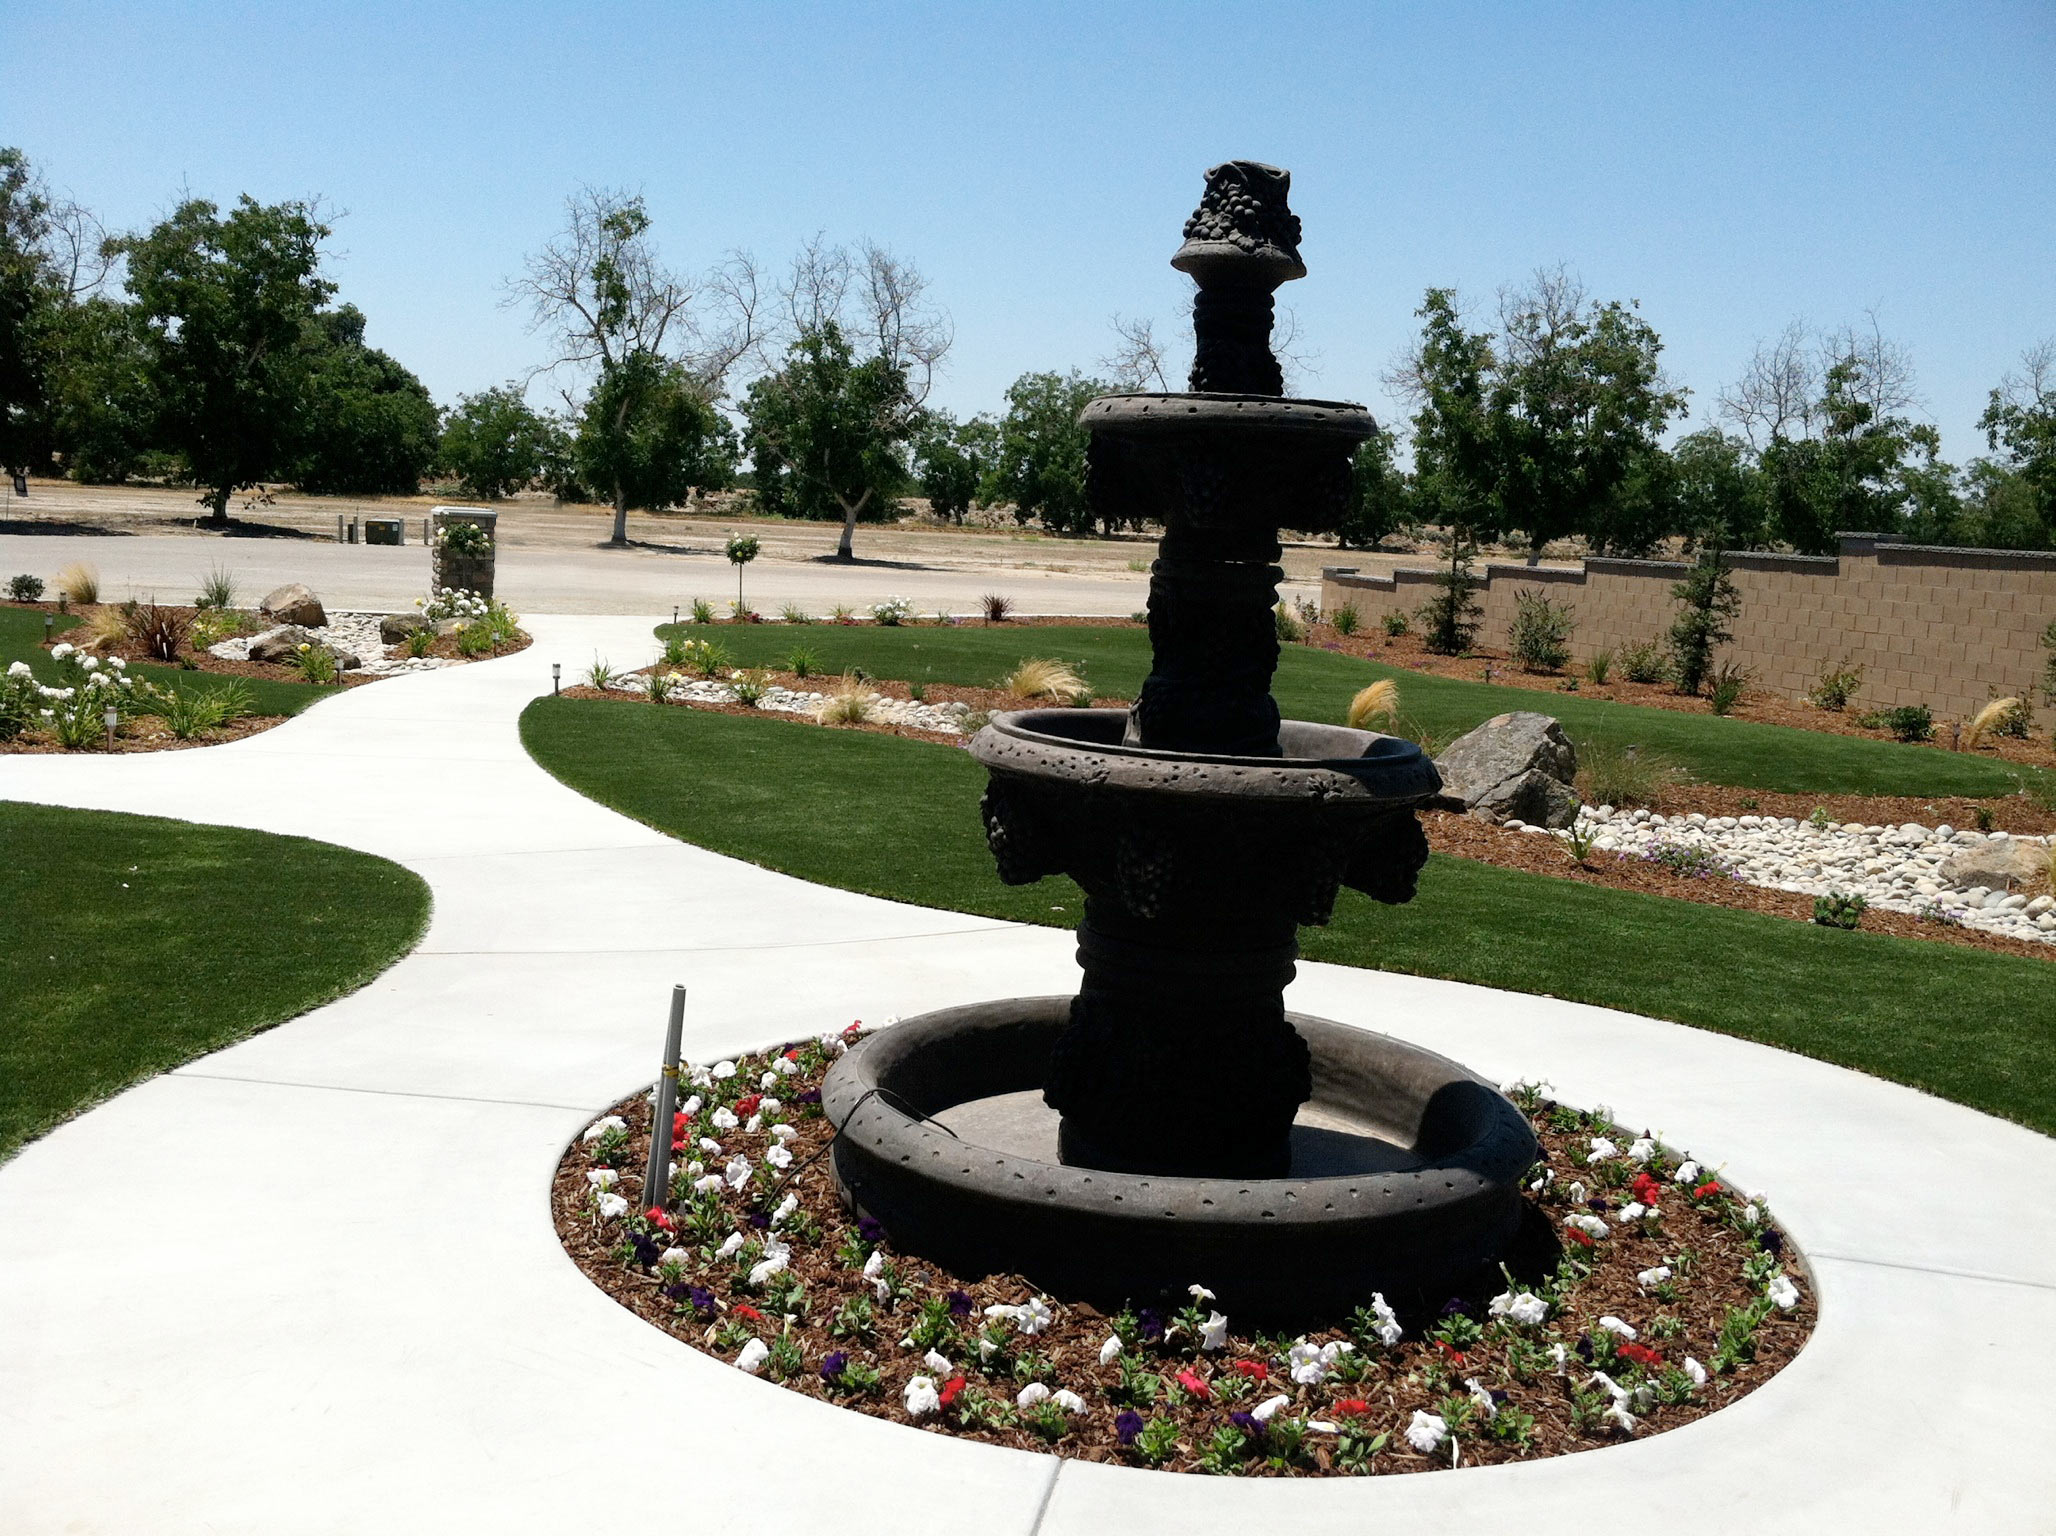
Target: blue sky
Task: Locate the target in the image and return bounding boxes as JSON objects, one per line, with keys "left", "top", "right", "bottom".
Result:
{"left": 8, "top": 1, "right": 2052, "bottom": 462}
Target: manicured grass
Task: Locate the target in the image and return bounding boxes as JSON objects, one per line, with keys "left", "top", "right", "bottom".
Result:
{"left": 0, "top": 605, "right": 334, "bottom": 717}
{"left": 0, "top": 802, "right": 430, "bottom": 1158}
{"left": 651, "top": 621, "right": 2050, "bottom": 801}
{"left": 523, "top": 697, "right": 2056, "bottom": 1135}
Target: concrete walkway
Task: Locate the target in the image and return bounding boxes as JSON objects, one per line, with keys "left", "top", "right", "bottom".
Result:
{"left": 2, "top": 615, "right": 2051, "bottom": 1534}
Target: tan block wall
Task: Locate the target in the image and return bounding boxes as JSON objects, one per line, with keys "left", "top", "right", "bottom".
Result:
{"left": 1321, "top": 536, "right": 2056, "bottom": 725}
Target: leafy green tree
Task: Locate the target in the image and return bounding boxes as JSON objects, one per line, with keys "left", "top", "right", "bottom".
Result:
{"left": 912, "top": 409, "right": 995, "bottom": 523}
{"left": 1338, "top": 423, "right": 1410, "bottom": 548}
{"left": 1420, "top": 529, "right": 1483, "bottom": 655}
{"left": 1667, "top": 549, "right": 1741, "bottom": 695}
{"left": 574, "top": 351, "right": 734, "bottom": 514}
{"left": 0, "top": 147, "right": 115, "bottom": 477}
{"left": 41, "top": 295, "right": 155, "bottom": 483}
{"left": 1665, "top": 428, "right": 1764, "bottom": 551}
{"left": 987, "top": 371, "right": 1107, "bottom": 535}
{"left": 112, "top": 195, "right": 335, "bottom": 524}
{"left": 742, "top": 321, "right": 914, "bottom": 555}
{"left": 292, "top": 305, "right": 440, "bottom": 495}
{"left": 1971, "top": 340, "right": 2056, "bottom": 547}
{"left": 1391, "top": 289, "right": 1501, "bottom": 539}
{"left": 438, "top": 384, "right": 557, "bottom": 499}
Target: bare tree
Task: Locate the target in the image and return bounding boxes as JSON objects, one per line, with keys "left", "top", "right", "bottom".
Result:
{"left": 1719, "top": 320, "right": 1817, "bottom": 446}
{"left": 772, "top": 235, "right": 950, "bottom": 403}
{"left": 1101, "top": 313, "right": 1172, "bottom": 392}
{"left": 1820, "top": 308, "right": 1919, "bottom": 422}
{"left": 507, "top": 186, "right": 758, "bottom": 543}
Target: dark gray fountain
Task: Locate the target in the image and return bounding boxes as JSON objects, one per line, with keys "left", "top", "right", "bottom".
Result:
{"left": 825, "top": 163, "right": 1537, "bottom": 1321}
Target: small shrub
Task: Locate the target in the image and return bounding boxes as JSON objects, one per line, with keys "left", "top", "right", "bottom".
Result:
{"left": 1666, "top": 549, "right": 1741, "bottom": 696}
{"left": 1963, "top": 695, "right": 2027, "bottom": 750}
{"left": 1508, "top": 588, "right": 1575, "bottom": 672}
{"left": 8, "top": 573, "right": 45, "bottom": 602}
{"left": 293, "top": 643, "right": 339, "bottom": 685}
{"left": 662, "top": 633, "right": 690, "bottom": 666}
{"left": 730, "top": 669, "right": 771, "bottom": 707}
{"left": 785, "top": 645, "right": 821, "bottom": 679}
{"left": 1813, "top": 892, "right": 1867, "bottom": 930}
{"left": 780, "top": 602, "right": 813, "bottom": 625}
{"left": 1619, "top": 639, "right": 1669, "bottom": 685}
{"left": 406, "top": 628, "right": 435, "bottom": 658}
{"left": 830, "top": 602, "right": 856, "bottom": 624}
{"left": 729, "top": 600, "right": 760, "bottom": 623}
{"left": 79, "top": 605, "right": 133, "bottom": 653}
{"left": 981, "top": 593, "right": 1014, "bottom": 624}
{"left": 1810, "top": 659, "right": 1864, "bottom": 712}
{"left": 420, "top": 587, "right": 489, "bottom": 624}
{"left": 907, "top": 680, "right": 926, "bottom": 703}
{"left": 130, "top": 601, "right": 192, "bottom": 663}
{"left": 1586, "top": 649, "right": 1613, "bottom": 685}
{"left": 194, "top": 564, "right": 238, "bottom": 610}
{"left": 585, "top": 658, "right": 617, "bottom": 689}
{"left": 1640, "top": 841, "right": 1737, "bottom": 880}
{"left": 1419, "top": 535, "right": 1481, "bottom": 655}
{"left": 436, "top": 519, "right": 492, "bottom": 556}
{"left": 56, "top": 562, "right": 99, "bottom": 605}
{"left": 691, "top": 598, "right": 717, "bottom": 625}
{"left": 456, "top": 622, "right": 493, "bottom": 657}
{"left": 681, "top": 638, "right": 734, "bottom": 677}
{"left": 1973, "top": 805, "right": 1996, "bottom": 833}
{"left": 1346, "top": 678, "right": 1399, "bottom": 731}
{"left": 1575, "top": 740, "right": 1683, "bottom": 807}
{"left": 871, "top": 596, "right": 915, "bottom": 627}
{"left": 816, "top": 674, "right": 874, "bottom": 725}
{"left": 1001, "top": 657, "right": 1087, "bottom": 701}
{"left": 149, "top": 680, "right": 250, "bottom": 740}
{"left": 1880, "top": 705, "right": 1933, "bottom": 743}
{"left": 642, "top": 668, "right": 673, "bottom": 704}
{"left": 1382, "top": 611, "right": 1409, "bottom": 637}
{"left": 1274, "top": 603, "right": 1305, "bottom": 643}
{"left": 1329, "top": 602, "right": 1360, "bottom": 637}
{"left": 1708, "top": 661, "right": 1747, "bottom": 717}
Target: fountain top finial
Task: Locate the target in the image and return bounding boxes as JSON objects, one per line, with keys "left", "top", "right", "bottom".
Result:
{"left": 1171, "top": 161, "right": 1306, "bottom": 288}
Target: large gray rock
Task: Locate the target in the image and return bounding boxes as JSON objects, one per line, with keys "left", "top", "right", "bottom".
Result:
{"left": 1434, "top": 711, "right": 1582, "bottom": 828}
{"left": 379, "top": 613, "right": 427, "bottom": 644}
{"left": 1939, "top": 838, "right": 2051, "bottom": 891}
{"left": 247, "top": 625, "right": 318, "bottom": 664}
{"left": 259, "top": 582, "right": 326, "bottom": 628}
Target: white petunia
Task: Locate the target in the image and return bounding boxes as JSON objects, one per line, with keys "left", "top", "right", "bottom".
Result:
{"left": 1013, "top": 1297, "right": 1053, "bottom": 1335}
{"left": 747, "top": 1254, "right": 787, "bottom": 1287}
{"left": 1465, "top": 1377, "right": 1498, "bottom": 1419}
{"left": 1549, "top": 1342, "right": 1569, "bottom": 1373}
{"left": 1627, "top": 1137, "right": 1656, "bottom": 1163}
{"left": 923, "top": 1349, "right": 953, "bottom": 1376}
{"left": 735, "top": 1338, "right": 770, "bottom": 1374}
{"left": 1016, "top": 1382, "right": 1051, "bottom": 1408}
{"left": 1683, "top": 1356, "right": 1708, "bottom": 1386}
{"left": 716, "top": 1231, "right": 745, "bottom": 1259}
{"left": 1603, "top": 1398, "right": 1638, "bottom": 1433}
{"left": 1598, "top": 1315, "right": 1637, "bottom": 1340}
{"left": 692, "top": 1173, "right": 726, "bottom": 1194}
{"left": 1617, "top": 1202, "right": 1648, "bottom": 1223}
{"left": 1588, "top": 1136, "right": 1619, "bottom": 1161}
{"left": 1673, "top": 1160, "right": 1701, "bottom": 1185}
{"left": 657, "top": 1246, "right": 690, "bottom": 1269}
{"left": 862, "top": 1250, "right": 885, "bottom": 1279}
{"left": 585, "top": 1168, "right": 620, "bottom": 1190}
{"left": 1742, "top": 1203, "right": 1762, "bottom": 1226}
{"left": 1052, "top": 1389, "right": 1086, "bottom": 1415}
{"left": 744, "top": 1115, "right": 762, "bottom": 1134}
{"left": 711, "top": 1107, "right": 739, "bottom": 1131}
{"left": 766, "top": 1144, "right": 793, "bottom": 1170}
{"left": 1366, "top": 1292, "right": 1403, "bottom": 1347}
{"left": 688, "top": 1065, "right": 713, "bottom": 1088}
{"left": 679, "top": 1095, "right": 703, "bottom": 1116}
{"left": 1286, "top": 1339, "right": 1352, "bottom": 1385}
{"left": 770, "top": 1193, "right": 799, "bottom": 1227}
{"left": 724, "top": 1156, "right": 751, "bottom": 1190}
{"left": 761, "top": 1097, "right": 782, "bottom": 1113}
{"left": 594, "top": 1192, "right": 629, "bottom": 1220}
{"left": 903, "top": 1375, "right": 940, "bottom": 1417}
{"left": 771, "top": 1123, "right": 800, "bottom": 1144}
{"left": 1404, "top": 1410, "right": 1449, "bottom": 1454}
{"left": 712, "top": 1060, "right": 738, "bottom": 1079}
{"left": 1200, "top": 1311, "right": 1229, "bottom": 1352}
{"left": 698, "top": 1136, "right": 724, "bottom": 1156}
{"left": 1528, "top": 1169, "right": 1551, "bottom": 1193}
{"left": 1187, "top": 1283, "right": 1215, "bottom": 1303}
{"left": 774, "top": 1055, "right": 799, "bottom": 1075}
{"left": 581, "top": 1115, "right": 627, "bottom": 1142}
{"left": 1489, "top": 1290, "right": 1549, "bottom": 1326}
{"left": 1251, "top": 1393, "right": 1292, "bottom": 1423}
{"left": 1565, "top": 1213, "right": 1609, "bottom": 1240}
{"left": 1566, "top": 1181, "right": 1588, "bottom": 1204}
{"left": 760, "top": 1071, "right": 779, "bottom": 1090}
{"left": 1767, "top": 1275, "right": 1800, "bottom": 1310}
{"left": 1636, "top": 1265, "right": 1673, "bottom": 1289}
{"left": 1098, "top": 1336, "right": 1123, "bottom": 1366}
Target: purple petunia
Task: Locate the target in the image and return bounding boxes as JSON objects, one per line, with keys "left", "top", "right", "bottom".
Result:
{"left": 858, "top": 1217, "right": 886, "bottom": 1244}
{"left": 689, "top": 1285, "right": 717, "bottom": 1313}
{"left": 797, "top": 1088, "right": 823, "bottom": 1106}
{"left": 1439, "top": 1296, "right": 1470, "bottom": 1317}
{"left": 1139, "top": 1307, "right": 1166, "bottom": 1343}
{"left": 946, "top": 1289, "right": 974, "bottom": 1317}
{"left": 747, "top": 1210, "right": 771, "bottom": 1230}
{"left": 1229, "top": 1410, "right": 1264, "bottom": 1437}
{"left": 820, "top": 1351, "right": 847, "bottom": 1381}
{"left": 1114, "top": 1410, "right": 1144, "bottom": 1446}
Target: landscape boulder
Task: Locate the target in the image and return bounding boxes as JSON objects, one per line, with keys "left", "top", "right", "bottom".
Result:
{"left": 247, "top": 626, "right": 319, "bottom": 664}
{"left": 259, "top": 582, "right": 326, "bottom": 628}
{"left": 379, "top": 613, "right": 427, "bottom": 644}
{"left": 1939, "top": 838, "right": 2051, "bottom": 892}
{"left": 1433, "top": 710, "right": 1582, "bottom": 829}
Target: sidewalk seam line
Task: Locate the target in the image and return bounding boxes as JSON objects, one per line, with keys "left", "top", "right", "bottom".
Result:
{"left": 1808, "top": 1248, "right": 2056, "bottom": 1294}
{"left": 170, "top": 1071, "right": 592, "bottom": 1114}
{"left": 1028, "top": 1457, "right": 1063, "bottom": 1535}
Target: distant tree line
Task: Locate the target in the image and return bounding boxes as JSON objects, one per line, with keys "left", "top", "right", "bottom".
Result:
{"left": 3, "top": 148, "right": 2050, "bottom": 559}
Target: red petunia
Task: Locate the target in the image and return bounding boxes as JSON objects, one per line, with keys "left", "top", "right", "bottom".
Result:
{"left": 1617, "top": 1341, "right": 1664, "bottom": 1367}
{"left": 1566, "top": 1226, "right": 1596, "bottom": 1248}
{"left": 1175, "top": 1368, "right": 1212, "bottom": 1400}
{"left": 940, "top": 1374, "right": 967, "bottom": 1407}
{"left": 1333, "top": 1397, "right": 1373, "bottom": 1417}
{"left": 645, "top": 1207, "right": 673, "bottom": 1229}
{"left": 1228, "top": 1360, "right": 1269, "bottom": 1380}
{"left": 732, "top": 1303, "right": 764, "bottom": 1322}
{"left": 735, "top": 1094, "right": 763, "bottom": 1119}
{"left": 843, "top": 1022, "right": 863, "bottom": 1040}
{"left": 784, "top": 1048, "right": 801, "bottom": 1061}
{"left": 674, "top": 1110, "right": 693, "bottom": 1135}
{"left": 1693, "top": 1180, "right": 1722, "bottom": 1200}
{"left": 1631, "top": 1172, "right": 1663, "bottom": 1205}
{"left": 1435, "top": 1340, "right": 1468, "bottom": 1366}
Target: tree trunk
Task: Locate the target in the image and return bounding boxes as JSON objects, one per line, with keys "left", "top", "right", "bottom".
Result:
{"left": 611, "top": 482, "right": 629, "bottom": 546}
{"left": 834, "top": 489, "right": 872, "bottom": 561}
{"left": 206, "top": 486, "right": 231, "bottom": 528}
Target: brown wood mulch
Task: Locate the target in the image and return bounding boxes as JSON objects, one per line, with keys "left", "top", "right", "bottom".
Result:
{"left": 554, "top": 1040, "right": 1812, "bottom": 1478}
{"left": 0, "top": 710, "right": 289, "bottom": 754}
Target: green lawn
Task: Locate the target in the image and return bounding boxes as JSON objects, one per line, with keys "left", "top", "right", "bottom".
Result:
{"left": 1, "top": 605, "right": 335, "bottom": 717}
{"left": 650, "top": 620, "right": 2048, "bottom": 801}
{"left": 0, "top": 802, "right": 430, "bottom": 1158}
{"left": 523, "top": 697, "right": 2056, "bottom": 1135}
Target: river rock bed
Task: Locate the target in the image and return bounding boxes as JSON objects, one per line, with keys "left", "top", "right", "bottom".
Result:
{"left": 607, "top": 673, "right": 975, "bottom": 733}
{"left": 209, "top": 611, "right": 457, "bottom": 676}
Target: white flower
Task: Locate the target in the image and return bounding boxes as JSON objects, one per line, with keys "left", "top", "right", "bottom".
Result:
{"left": 1566, "top": 1213, "right": 1609, "bottom": 1240}
{"left": 1016, "top": 1382, "right": 1050, "bottom": 1408}
{"left": 773, "top": 1055, "right": 799, "bottom": 1076}
{"left": 900, "top": 1375, "right": 939, "bottom": 1416}
{"left": 688, "top": 1065, "right": 714, "bottom": 1088}
{"left": 1741, "top": 1203, "right": 1762, "bottom": 1226}
{"left": 1286, "top": 1339, "right": 1352, "bottom": 1385}
{"left": 1598, "top": 1315, "right": 1637, "bottom": 1340}
{"left": 716, "top": 1231, "right": 745, "bottom": 1259}
{"left": 698, "top": 1136, "right": 724, "bottom": 1155}
{"left": 771, "top": 1122, "right": 799, "bottom": 1144}
{"left": 594, "top": 1192, "right": 629, "bottom": 1220}
{"left": 923, "top": 1349, "right": 953, "bottom": 1376}
{"left": 1566, "top": 1181, "right": 1588, "bottom": 1203}
{"left": 50, "top": 642, "right": 72, "bottom": 659}
{"left": 692, "top": 1173, "right": 726, "bottom": 1194}
{"left": 747, "top": 1253, "right": 787, "bottom": 1286}
{"left": 108, "top": 655, "right": 124, "bottom": 670}
{"left": 760, "top": 1071, "right": 779, "bottom": 1090}
{"left": 724, "top": 1155, "right": 751, "bottom": 1190}
{"left": 1627, "top": 1137, "right": 1656, "bottom": 1163}
{"left": 1767, "top": 1275, "right": 1801, "bottom": 1310}
{"left": 1528, "top": 1169, "right": 1551, "bottom": 1193}
{"left": 1489, "top": 1290, "right": 1549, "bottom": 1326}
{"left": 1588, "top": 1136, "right": 1619, "bottom": 1161}
{"left": 744, "top": 1114, "right": 763, "bottom": 1134}
{"left": 1404, "top": 1410, "right": 1449, "bottom": 1454}
{"left": 1187, "top": 1283, "right": 1216, "bottom": 1304}
{"left": 1549, "top": 1342, "right": 1569, "bottom": 1373}
{"left": 1683, "top": 1356, "right": 1708, "bottom": 1386}
{"left": 1617, "top": 1201, "right": 1648, "bottom": 1223}
{"left": 1052, "top": 1389, "right": 1087, "bottom": 1415}
{"left": 6, "top": 660, "right": 29, "bottom": 678}
{"left": 1636, "top": 1265, "right": 1673, "bottom": 1289}
{"left": 1251, "top": 1393, "right": 1292, "bottom": 1423}
{"left": 770, "top": 1193, "right": 798, "bottom": 1227}
{"left": 656, "top": 1246, "right": 690, "bottom": 1269}
{"left": 1098, "top": 1336, "right": 1123, "bottom": 1366}
{"left": 1603, "top": 1398, "right": 1638, "bottom": 1433}
{"left": 79, "top": 655, "right": 98, "bottom": 671}
{"left": 584, "top": 1168, "right": 619, "bottom": 1190}
{"left": 679, "top": 1095, "right": 703, "bottom": 1116}
{"left": 761, "top": 1097, "right": 782, "bottom": 1113}
{"left": 1465, "top": 1377, "right": 1499, "bottom": 1419}
{"left": 711, "top": 1106, "right": 739, "bottom": 1131}
{"left": 862, "top": 1250, "right": 885, "bottom": 1279}
{"left": 735, "top": 1338, "right": 770, "bottom": 1375}
{"left": 1007, "top": 1297, "right": 1054, "bottom": 1335}
{"left": 1366, "top": 1292, "right": 1403, "bottom": 1347}
{"left": 1673, "top": 1160, "right": 1701, "bottom": 1184}
{"left": 766, "top": 1144, "right": 794, "bottom": 1170}
{"left": 1200, "top": 1311, "right": 1229, "bottom": 1352}
{"left": 712, "top": 1060, "right": 738, "bottom": 1080}
{"left": 581, "top": 1115, "right": 626, "bottom": 1142}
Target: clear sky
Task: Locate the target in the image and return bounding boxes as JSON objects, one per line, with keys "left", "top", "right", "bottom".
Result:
{"left": 8, "top": 1, "right": 2052, "bottom": 462}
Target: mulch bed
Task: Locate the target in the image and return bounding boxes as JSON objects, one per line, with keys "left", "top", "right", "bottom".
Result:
{"left": 555, "top": 1034, "right": 1812, "bottom": 1476}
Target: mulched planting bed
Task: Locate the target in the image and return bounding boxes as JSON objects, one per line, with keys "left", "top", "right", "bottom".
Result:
{"left": 555, "top": 1030, "right": 1813, "bottom": 1476}
{"left": 1427, "top": 811, "right": 2056, "bottom": 964}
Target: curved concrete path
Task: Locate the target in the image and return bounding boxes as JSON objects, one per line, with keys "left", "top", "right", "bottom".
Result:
{"left": 2, "top": 616, "right": 2051, "bottom": 1534}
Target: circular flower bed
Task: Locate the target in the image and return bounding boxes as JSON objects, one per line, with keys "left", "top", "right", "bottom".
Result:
{"left": 553, "top": 1026, "right": 1814, "bottom": 1476}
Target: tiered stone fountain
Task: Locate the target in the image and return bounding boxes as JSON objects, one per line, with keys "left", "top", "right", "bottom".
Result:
{"left": 825, "top": 163, "right": 1537, "bottom": 1321}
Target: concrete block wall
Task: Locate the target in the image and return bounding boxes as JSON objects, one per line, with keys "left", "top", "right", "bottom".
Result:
{"left": 1321, "top": 534, "right": 2056, "bottom": 724}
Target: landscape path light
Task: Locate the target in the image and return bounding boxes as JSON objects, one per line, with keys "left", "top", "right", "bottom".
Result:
{"left": 44, "top": 614, "right": 54, "bottom": 643}
{"left": 103, "top": 702, "right": 117, "bottom": 750}
{"left": 552, "top": 662, "right": 561, "bottom": 695}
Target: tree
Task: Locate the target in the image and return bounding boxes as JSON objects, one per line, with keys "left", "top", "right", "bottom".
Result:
{"left": 1420, "top": 529, "right": 1483, "bottom": 656}
{"left": 112, "top": 195, "right": 335, "bottom": 524}
{"left": 987, "top": 371, "right": 1107, "bottom": 535}
{"left": 0, "top": 147, "right": 114, "bottom": 476}
{"left": 1387, "top": 289, "right": 1500, "bottom": 539}
{"left": 292, "top": 305, "right": 440, "bottom": 495}
{"left": 1666, "top": 549, "right": 1741, "bottom": 696}
{"left": 912, "top": 409, "right": 995, "bottom": 523}
{"left": 439, "top": 384, "right": 556, "bottom": 499}
{"left": 1973, "top": 339, "right": 2056, "bottom": 547}
{"left": 573, "top": 351, "right": 734, "bottom": 515}
{"left": 508, "top": 187, "right": 756, "bottom": 545}
{"left": 1665, "top": 428, "right": 1764, "bottom": 552}
{"left": 1338, "top": 423, "right": 1409, "bottom": 548}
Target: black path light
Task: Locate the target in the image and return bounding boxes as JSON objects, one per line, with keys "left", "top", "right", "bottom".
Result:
{"left": 551, "top": 662, "right": 561, "bottom": 695}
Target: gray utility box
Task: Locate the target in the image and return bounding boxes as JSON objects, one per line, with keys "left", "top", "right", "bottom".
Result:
{"left": 364, "top": 517, "right": 404, "bottom": 546}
